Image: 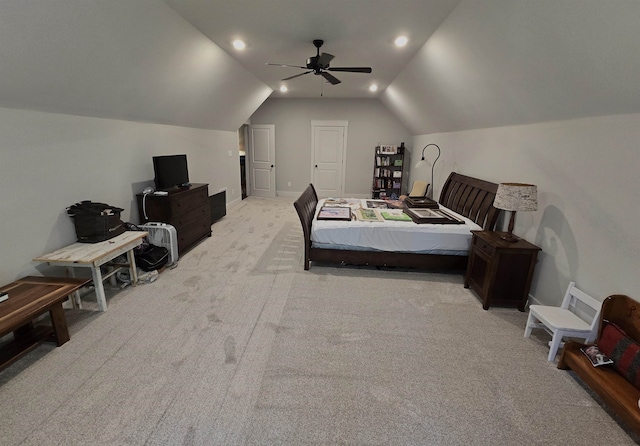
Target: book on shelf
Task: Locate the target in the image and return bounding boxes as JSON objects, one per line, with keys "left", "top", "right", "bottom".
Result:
{"left": 379, "top": 145, "right": 397, "bottom": 154}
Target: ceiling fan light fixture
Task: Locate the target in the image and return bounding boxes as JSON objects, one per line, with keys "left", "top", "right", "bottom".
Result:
{"left": 232, "top": 39, "right": 246, "bottom": 50}
{"left": 279, "top": 85, "right": 288, "bottom": 93}
{"left": 395, "top": 36, "right": 408, "bottom": 47}
{"left": 369, "top": 84, "right": 378, "bottom": 92}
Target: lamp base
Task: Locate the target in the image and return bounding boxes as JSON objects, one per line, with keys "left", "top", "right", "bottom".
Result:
{"left": 500, "top": 233, "right": 519, "bottom": 243}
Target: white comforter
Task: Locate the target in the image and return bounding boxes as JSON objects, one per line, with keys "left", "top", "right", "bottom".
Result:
{"left": 311, "top": 199, "right": 481, "bottom": 254}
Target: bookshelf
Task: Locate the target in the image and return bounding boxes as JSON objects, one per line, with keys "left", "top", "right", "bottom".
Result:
{"left": 371, "top": 144, "right": 409, "bottom": 199}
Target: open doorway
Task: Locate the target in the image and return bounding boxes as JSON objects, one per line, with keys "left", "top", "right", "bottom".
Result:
{"left": 238, "top": 124, "right": 248, "bottom": 199}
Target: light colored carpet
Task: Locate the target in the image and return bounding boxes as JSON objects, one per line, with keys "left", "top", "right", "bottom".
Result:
{"left": 0, "top": 196, "right": 637, "bottom": 445}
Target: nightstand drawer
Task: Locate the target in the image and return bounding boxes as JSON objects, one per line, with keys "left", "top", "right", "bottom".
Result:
{"left": 473, "top": 235, "right": 495, "bottom": 256}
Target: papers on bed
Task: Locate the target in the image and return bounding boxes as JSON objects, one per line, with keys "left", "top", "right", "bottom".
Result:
{"left": 311, "top": 198, "right": 481, "bottom": 253}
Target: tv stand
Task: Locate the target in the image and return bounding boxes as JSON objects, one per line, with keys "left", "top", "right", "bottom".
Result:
{"left": 137, "top": 183, "right": 211, "bottom": 255}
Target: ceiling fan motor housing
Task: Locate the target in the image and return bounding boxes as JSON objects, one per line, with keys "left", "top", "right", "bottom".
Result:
{"left": 306, "top": 56, "right": 318, "bottom": 70}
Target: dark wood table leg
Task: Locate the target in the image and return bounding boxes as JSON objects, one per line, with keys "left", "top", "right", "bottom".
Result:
{"left": 49, "top": 302, "right": 70, "bottom": 346}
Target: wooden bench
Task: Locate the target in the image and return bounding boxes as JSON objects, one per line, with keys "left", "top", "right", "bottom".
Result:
{"left": 558, "top": 294, "right": 640, "bottom": 436}
{"left": 0, "top": 276, "right": 88, "bottom": 370}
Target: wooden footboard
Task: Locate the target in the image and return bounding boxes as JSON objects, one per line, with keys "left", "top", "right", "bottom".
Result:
{"left": 293, "top": 172, "right": 500, "bottom": 271}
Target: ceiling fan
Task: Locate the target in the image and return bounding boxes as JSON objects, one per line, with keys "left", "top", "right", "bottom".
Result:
{"left": 266, "top": 39, "right": 372, "bottom": 85}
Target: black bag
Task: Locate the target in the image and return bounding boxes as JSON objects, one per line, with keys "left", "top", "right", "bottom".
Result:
{"left": 135, "top": 244, "right": 169, "bottom": 272}
{"left": 123, "top": 222, "right": 169, "bottom": 271}
{"left": 67, "top": 201, "right": 125, "bottom": 243}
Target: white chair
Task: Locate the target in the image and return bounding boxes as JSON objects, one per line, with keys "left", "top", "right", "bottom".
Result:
{"left": 524, "top": 282, "right": 602, "bottom": 361}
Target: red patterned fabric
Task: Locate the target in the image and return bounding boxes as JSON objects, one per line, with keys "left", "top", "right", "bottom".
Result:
{"left": 598, "top": 322, "right": 640, "bottom": 390}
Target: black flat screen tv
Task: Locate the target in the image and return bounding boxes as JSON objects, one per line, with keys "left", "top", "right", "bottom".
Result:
{"left": 153, "top": 154, "right": 190, "bottom": 190}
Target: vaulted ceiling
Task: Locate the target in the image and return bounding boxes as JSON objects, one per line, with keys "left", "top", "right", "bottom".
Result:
{"left": 162, "top": 0, "right": 461, "bottom": 99}
{"left": 0, "top": 1, "right": 639, "bottom": 134}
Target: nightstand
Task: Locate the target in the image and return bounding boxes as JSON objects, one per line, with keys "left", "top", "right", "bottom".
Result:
{"left": 464, "top": 231, "right": 541, "bottom": 311}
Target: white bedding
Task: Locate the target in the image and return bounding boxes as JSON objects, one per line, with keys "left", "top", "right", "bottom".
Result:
{"left": 311, "top": 199, "right": 481, "bottom": 254}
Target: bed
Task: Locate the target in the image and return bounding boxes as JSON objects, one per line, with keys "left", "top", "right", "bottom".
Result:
{"left": 293, "top": 172, "right": 501, "bottom": 271}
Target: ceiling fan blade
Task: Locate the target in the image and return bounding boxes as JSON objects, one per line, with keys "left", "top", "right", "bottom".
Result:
{"left": 282, "top": 71, "right": 313, "bottom": 81}
{"left": 266, "top": 63, "right": 307, "bottom": 69}
{"left": 317, "top": 52, "right": 335, "bottom": 68}
{"left": 327, "top": 67, "right": 372, "bottom": 73}
{"left": 320, "top": 71, "right": 341, "bottom": 85}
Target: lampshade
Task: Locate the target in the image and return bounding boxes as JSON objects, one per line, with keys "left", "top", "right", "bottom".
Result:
{"left": 494, "top": 183, "right": 538, "bottom": 212}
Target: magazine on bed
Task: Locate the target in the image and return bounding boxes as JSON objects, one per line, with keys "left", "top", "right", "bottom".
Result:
{"left": 380, "top": 210, "right": 412, "bottom": 221}
{"left": 317, "top": 206, "right": 352, "bottom": 221}
{"left": 404, "top": 196, "right": 439, "bottom": 209}
{"left": 405, "top": 207, "right": 464, "bottom": 225}
{"left": 580, "top": 345, "right": 613, "bottom": 367}
{"left": 355, "top": 208, "right": 383, "bottom": 222}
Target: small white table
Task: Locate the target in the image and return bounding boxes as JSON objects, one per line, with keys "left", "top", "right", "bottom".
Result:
{"left": 34, "top": 231, "right": 148, "bottom": 311}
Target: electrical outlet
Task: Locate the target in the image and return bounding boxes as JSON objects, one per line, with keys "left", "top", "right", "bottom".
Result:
{"left": 228, "top": 150, "right": 233, "bottom": 157}
{"left": 288, "top": 182, "right": 292, "bottom": 187}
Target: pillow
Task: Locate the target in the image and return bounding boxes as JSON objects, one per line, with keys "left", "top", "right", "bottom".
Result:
{"left": 598, "top": 322, "right": 640, "bottom": 389}
{"left": 408, "top": 181, "right": 428, "bottom": 197}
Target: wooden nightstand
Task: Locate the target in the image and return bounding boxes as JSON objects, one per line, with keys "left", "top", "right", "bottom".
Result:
{"left": 464, "top": 231, "right": 541, "bottom": 311}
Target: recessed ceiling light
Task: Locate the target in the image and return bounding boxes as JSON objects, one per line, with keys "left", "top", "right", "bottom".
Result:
{"left": 394, "top": 36, "right": 408, "bottom": 47}
{"left": 232, "top": 39, "right": 246, "bottom": 50}
{"left": 280, "top": 85, "right": 288, "bottom": 93}
{"left": 369, "top": 84, "right": 378, "bottom": 92}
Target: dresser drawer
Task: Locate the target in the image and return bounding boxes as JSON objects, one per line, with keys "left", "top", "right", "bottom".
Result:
{"left": 170, "top": 204, "right": 210, "bottom": 232}
{"left": 169, "top": 187, "right": 208, "bottom": 215}
{"left": 473, "top": 234, "right": 495, "bottom": 257}
{"left": 177, "top": 219, "right": 211, "bottom": 253}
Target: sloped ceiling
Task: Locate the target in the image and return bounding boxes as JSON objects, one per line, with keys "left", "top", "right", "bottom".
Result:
{"left": 382, "top": 1, "right": 640, "bottom": 134}
{"left": 0, "top": 0, "right": 271, "bottom": 131}
{"left": 0, "top": 1, "right": 638, "bottom": 134}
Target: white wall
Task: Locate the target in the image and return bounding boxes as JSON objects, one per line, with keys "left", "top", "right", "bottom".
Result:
{"left": 0, "top": 107, "right": 242, "bottom": 285}
{"left": 250, "top": 98, "right": 412, "bottom": 196}
{"left": 408, "top": 113, "right": 640, "bottom": 305}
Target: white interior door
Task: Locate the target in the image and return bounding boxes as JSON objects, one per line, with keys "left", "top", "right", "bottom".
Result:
{"left": 311, "top": 121, "right": 347, "bottom": 198}
{"left": 248, "top": 124, "right": 276, "bottom": 198}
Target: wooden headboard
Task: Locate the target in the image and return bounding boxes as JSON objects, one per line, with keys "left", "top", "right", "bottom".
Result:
{"left": 439, "top": 172, "right": 500, "bottom": 230}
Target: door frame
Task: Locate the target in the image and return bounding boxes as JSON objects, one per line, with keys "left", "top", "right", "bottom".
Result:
{"left": 310, "top": 120, "right": 348, "bottom": 197}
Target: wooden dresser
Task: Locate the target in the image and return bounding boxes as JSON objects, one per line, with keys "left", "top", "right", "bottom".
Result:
{"left": 137, "top": 183, "right": 211, "bottom": 255}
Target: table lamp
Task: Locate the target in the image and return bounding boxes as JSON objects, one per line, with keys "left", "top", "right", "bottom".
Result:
{"left": 493, "top": 183, "right": 538, "bottom": 242}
